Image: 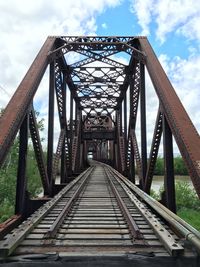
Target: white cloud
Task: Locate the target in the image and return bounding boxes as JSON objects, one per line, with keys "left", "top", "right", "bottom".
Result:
{"left": 157, "top": 53, "right": 200, "bottom": 134}
{"left": 130, "top": 0, "right": 200, "bottom": 43}
{"left": 130, "top": 0, "right": 154, "bottom": 36}
{"left": 0, "top": 0, "right": 122, "bottom": 108}
{"left": 129, "top": 0, "right": 200, "bottom": 136}
{"left": 102, "top": 23, "right": 108, "bottom": 29}
{"left": 177, "top": 16, "right": 200, "bottom": 42}
{"left": 0, "top": 0, "right": 123, "bottom": 152}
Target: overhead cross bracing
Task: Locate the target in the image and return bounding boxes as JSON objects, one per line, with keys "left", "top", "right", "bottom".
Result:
{"left": 50, "top": 36, "right": 145, "bottom": 113}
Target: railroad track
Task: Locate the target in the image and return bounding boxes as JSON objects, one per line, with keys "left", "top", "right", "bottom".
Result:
{"left": 0, "top": 163, "right": 199, "bottom": 261}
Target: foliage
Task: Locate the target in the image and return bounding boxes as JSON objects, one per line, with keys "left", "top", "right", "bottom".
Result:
{"left": 154, "top": 157, "right": 164, "bottom": 175}
{"left": 0, "top": 139, "right": 18, "bottom": 205}
{"left": 0, "top": 199, "right": 14, "bottom": 223}
{"left": 151, "top": 181, "right": 200, "bottom": 230}
{"left": 174, "top": 156, "right": 188, "bottom": 175}
{"left": 177, "top": 208, "right": 200, "bottom": 231}
{"left": 150, "top": 189, "right": 160, "bottom": 200}
{"left": 26, "top": 149, "right": 43, "bottom": 197}
{"left": 0, "top": 111, "right": 44, "bottom": 223}
{"left": 153, "top": 156, "right": 188, "bottom": 175}
{"left": 175, "top": 181, "right": 199, "bottom": 211}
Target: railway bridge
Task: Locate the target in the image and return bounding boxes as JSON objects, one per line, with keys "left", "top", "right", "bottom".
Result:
{"left": 0, "top": 36, "right": 200, "bottom": 266}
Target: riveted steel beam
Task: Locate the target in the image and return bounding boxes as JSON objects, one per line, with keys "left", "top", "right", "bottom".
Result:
{"left": 140, "top": 38, "right": 200, "bottom": 198}
{"left": 0, "top": 37, "right": 56, "bottom": 167}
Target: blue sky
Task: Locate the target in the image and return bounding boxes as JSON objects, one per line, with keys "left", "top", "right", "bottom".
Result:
{"left": 95, "top": 0, "right": 193, "bottom": 59}
{"left": 0, "top": 0, "right": 199, "bottom": 152}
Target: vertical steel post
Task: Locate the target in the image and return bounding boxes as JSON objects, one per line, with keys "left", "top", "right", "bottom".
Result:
{"left": 29, "top": 108, "right": 49, "bottom": 194}
{"left": 15, "top": 114, "right": 28, "bottom": 215}
{"left": 83, "top": 140, "right": 87, "bottom": 167}
{"left": 116, "top": 110, "right": 122, "bottom": 172}
{"left": 128, "top": 79, "right": 135, "bottom": 181}
{"left": 75, "top": 103, "right": 78, "bottom": 135}
{"left": 70, "top": 91, "right": 74, "bottom": 170}
{"left": 124, "top": 92, "right": 127, "bottom": 173}
{"left": 114, "top": 143, "right": 118, "bottom": 170}
{"left": 47, "top": 61, "right": 55, "bottom": 186}
{"left": 76, "top": 109, "right": 82, "bottom": 172}
{"left": 61, "top": 142, "right": 66, "bottom": 183}
{"left": 140, "top": 63, "right": 147, "bottom": 185}
{"left": 120, "top": 104, "right": 123, "bottom": 136}
{"left": 61, "top": 76, "right": 67, "bottom": 183}
{"left": 144, "top": 109, "right": 163, "bottom": 194}
{"left": 163, "top": 115, "right": 176, "bottom": 213}
{"left": 129, "top": 151, "right": 135, "bottom": 184}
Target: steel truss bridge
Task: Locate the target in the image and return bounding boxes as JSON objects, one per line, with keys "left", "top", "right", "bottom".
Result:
{"left": 0, "top": 36, "right": 200, "bottom": 266}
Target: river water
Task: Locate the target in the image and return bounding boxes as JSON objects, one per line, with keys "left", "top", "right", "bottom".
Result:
{"left": 150, "top": 175, "right": 193, "bottom": 193}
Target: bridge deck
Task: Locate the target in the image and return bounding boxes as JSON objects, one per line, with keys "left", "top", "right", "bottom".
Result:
{"left": 0, "top": 163, "right": 199, "bottom": 266}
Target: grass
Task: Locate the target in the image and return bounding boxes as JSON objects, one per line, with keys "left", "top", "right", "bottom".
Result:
{"left": 177, "top": 208, "right": 200, "bottom": 231}
{"left": 151, "top": 181, "right": 200, "bottom": 231}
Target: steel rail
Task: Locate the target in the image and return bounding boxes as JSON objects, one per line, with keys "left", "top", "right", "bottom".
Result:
{"left": 46, "top": 166, "right": 94, "bottom": 238}
{"left": 111, "top": 170, "right": 184, "bottom": 256}
{"left": 109, "top": 166, "right": 200, "bottom": 254}
{"left": 0, "top": 167, "right": 93, "bottom": 257}
{"left": 104, "top": 167, "right": 141, "bottom": 240}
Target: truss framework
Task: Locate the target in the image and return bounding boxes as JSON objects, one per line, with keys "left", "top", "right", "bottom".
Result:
{"left": 0, "top": 36, "right": 199, "bottom": 232}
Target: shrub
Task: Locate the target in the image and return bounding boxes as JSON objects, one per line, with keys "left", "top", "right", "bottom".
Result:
{"left": 175, "top": 181, "right": 199, "bottom": 211}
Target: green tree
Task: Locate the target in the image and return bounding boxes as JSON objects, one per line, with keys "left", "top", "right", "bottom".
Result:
{"left": 153, "top": 156, "right": 188, "bottom": 176}
{"left": 0, "top": 110, "right": 44, "bottom": 222}
{"left": 154, "top": 157, "right": 164, "bottom": 175}
{"left": 151, "top": 181, "right": 200, "bottom": 230}
{"left": 174, "top": 156, "right": 188, "bottom": 175}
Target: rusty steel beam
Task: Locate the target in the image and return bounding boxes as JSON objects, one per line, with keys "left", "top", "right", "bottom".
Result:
{"left": 47, "top": 61, "right": 55, "bottom": 185}
{"left": 15, "top": 114, "right": 28, "bottom": 215}
{"left": 130, "top": 129, "right": 143, "bottom": 188}
{"left": 140, "top": 38, "right": 200, "bottom": 198}
{"left": 50, "top": 129, "right": 65, "bottom": 195}
{"left": 144, "top": 109, "right": 163, "bottom": 194}
{"left": 29, "top": 108, "right": 50, "bottom": 195}
{"left": 0, "top": 215, "right": 22, "bottom": 240}
{"left": 129, "top": 62, "right": 140, "bottom": 129}
{"left": 163, "top": 115, "right": 176, "bottom": 213}
{"left": 0, "top": 37, "right": 56, "bottom": 167}
{"left": 140, "top": 63, "right": 147, "bottom": 180}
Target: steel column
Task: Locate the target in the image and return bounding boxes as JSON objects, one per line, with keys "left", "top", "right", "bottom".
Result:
{"left": 29, "top": 108, "right": 49, "bottom": 195}
{"left": 119, "top": 104, "right": 123, "bottom": 136}
{"left": 61, "top": 140, "right": 67, "bottom": 183}
{"left": 70, "top": 91, "right": 74, "bottom": 169}
{"left": 124, "top": 92, "right": 127, "bottom": 173}
{"left": 139, "top": 37, "right": 200, "bottom": 198}
{"left": 144, "top": 109, "right": 163, "bottom": 194}
{"left": 128, "top": 145, "right": 135, "bottom": 184}
{"left": 61, "top": 77, "right": 67, "bottom": 183}
{"left": 47, "top": 61, "right": 55, "bottom": 186}
{"left": 75, "top": 103, "right": 78, "bottom": 136}
{"left": 128, "top": 81, "right": 135, "bottom": 181}
{"left": 15, "top": 115, "right": 28, "bottom": 215}
{"left": 140, "top": 63, "right": 147, "bottom": 183}
{"left": 163, "top": 115, "right": 176, "bottom": 213}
